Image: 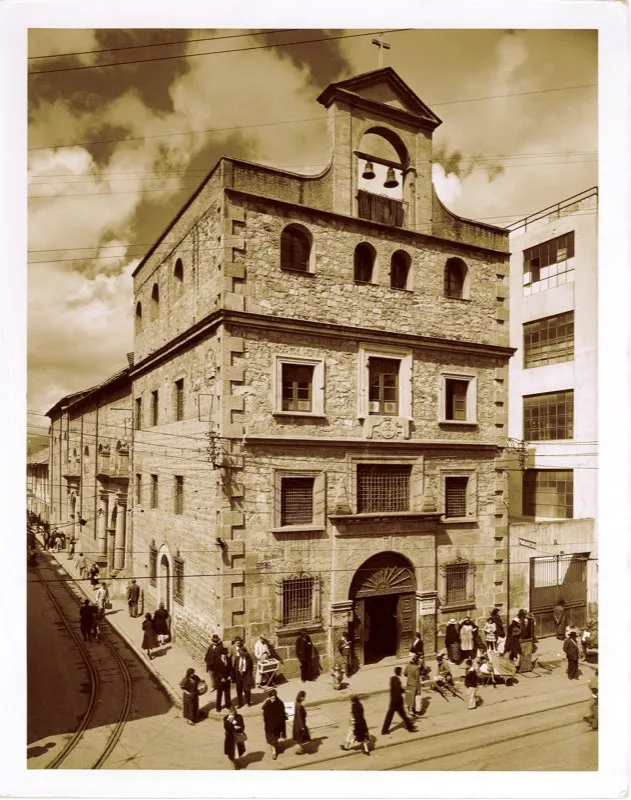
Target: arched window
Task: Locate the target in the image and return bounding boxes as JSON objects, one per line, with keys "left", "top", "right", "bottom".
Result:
{"left": 354, "top": 243, "right": 376, "bottom": 284}
{"left": 280, "top": 224, "right": 312, "bottom": 273}
{"left": 173, "top": 258, "right": 184, "bottom": 297}
{"left": 84, "top": 446, "right": 89, "bottom": 457}
{"left": 135, "top": 302, "right": 142, "bottom": 334}
{"left": 150, "top": 283, "right": 160, "bottom": 320}
{"left": 390, "top": 250, "right": 411, "bottom": 290}
{"left": 444, "top": 257, "right": 468, "bottom": 299}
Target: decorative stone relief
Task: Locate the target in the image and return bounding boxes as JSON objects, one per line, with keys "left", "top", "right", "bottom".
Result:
{"left": 362, "top": 416, "right": 411, "bottom": 440}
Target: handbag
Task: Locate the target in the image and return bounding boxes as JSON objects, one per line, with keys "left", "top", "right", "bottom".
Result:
{"left": 196, "top": 680, "right": 208, "bottom": 696}
{"left": 235, "top": 731, "right": 247, "bottom": 743}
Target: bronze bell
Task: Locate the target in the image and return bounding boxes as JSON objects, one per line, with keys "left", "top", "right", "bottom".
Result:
{"left": 384, "top": 167, "right": 399, "bottom": 188}
{"left": 362, "top": 160, "right": 376, "bottom": 180}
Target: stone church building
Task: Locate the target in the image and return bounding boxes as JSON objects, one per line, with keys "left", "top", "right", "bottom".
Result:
{"left": 50, "top": 68, "right": 514, "bottom": 677}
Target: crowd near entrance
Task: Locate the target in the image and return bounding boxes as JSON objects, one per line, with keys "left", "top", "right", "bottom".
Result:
{"left": 349, "top": 552, "right": 416, "bottom": 666}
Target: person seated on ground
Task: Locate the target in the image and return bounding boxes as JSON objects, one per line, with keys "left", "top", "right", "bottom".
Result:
{"left": 435, "top": 651, "right": 461, "bottom": 696}
{"left": 478, "top": 654, "right": 497, "bottom": 685}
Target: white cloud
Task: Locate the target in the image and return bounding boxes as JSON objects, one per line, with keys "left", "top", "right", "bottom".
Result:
{"left": 432, "top": 163, "right": 462, "bottom": 208}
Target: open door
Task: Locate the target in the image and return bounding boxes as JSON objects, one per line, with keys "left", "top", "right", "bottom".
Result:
{"left": 396, "top": 593, "right": 414, "bottom": 657}
{"left": 351, "top": 599, "right": 365, "bottom": 667}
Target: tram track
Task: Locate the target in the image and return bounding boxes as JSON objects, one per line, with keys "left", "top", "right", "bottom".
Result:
{"left": 33, "top": 552, "right": 134, "bottom": 769}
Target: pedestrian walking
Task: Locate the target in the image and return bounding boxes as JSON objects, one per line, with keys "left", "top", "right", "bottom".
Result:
{"left": 43, "top": 528, "right": 51, "bottom": 550}
{"left": 403, "top": 654, "right": 421, "bottom": 716}
{"left": 204, "top": 633, "right": 223, "bottom": 692}
{"left": 381, "top": 666, "right": 416, "bottom": 735}
{"left": 234, "top": 645, "right": 254, "bottom": 707}
{"left": 337, "top": 631, "right": 352, "bottom": 677}
{"left": 123, "top": 579, "right": 138, "bottom": 617}
{"left": 68, "top": 536, "right": 76, "bottom": 559}
{"left": 79, "top": 598, "right": 94, "bottom": 642}
{"left": 141, "top": 612, "right": 158, "bottom": 660}
{"left": 223, "top": 705, "right": 247, "bottom": 769}
{"left": 262, "top": 688, "right": 287, "bottom": 760}
{"left": 484, "top": 617, "right": 497, "bottom": 650}
{"left": 563, "top": 629, "right": 581, "bottom": 680}
{"left": 410, "top": 631, "right": 424, "bottom": 658}
{"left": 295, "top": 630, "right": 314, "bottom": 682}
{"left": 459, "top": 616, "right": 477, "bottom": 660}
{"left": 340, "top": 694, "right": 371, "bottom": 755}
{"left": 464, "top": 659, "right": 479, "bottom": 710}
{"left": 445, "top": 618, "right": 461, "bottom": 663}
{"left": 152, "top": 602, "right": 171, "bottom": 645}
{"left": 553, "top": 600, "right": 566, "bottom": 640}
{"left": 89, "top": 562, "right": 100, "bottom": 587}
{"left": 94, "top": 582, "right": 109, "bottom": 619}
{"left": 179, "top": 667, "right": 202, "bottom": 726}
{"left": 91, "top": 602, "right": 102, "bottom": 642}
{"left": 292, "top": 690, "right": 311, "bottom": 754}
{"left": 490, "top": 607, "right": 505, "bottom": 640}
{"left": 76, "top": 552, "right": 88, "bottom": 580}
{"left": 214, "top": 648, "right": 233, "bottom": 712}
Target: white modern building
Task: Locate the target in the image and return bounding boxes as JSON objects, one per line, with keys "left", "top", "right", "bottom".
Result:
{"left": 506, "top": 187, "right": 598, "bottom": 636}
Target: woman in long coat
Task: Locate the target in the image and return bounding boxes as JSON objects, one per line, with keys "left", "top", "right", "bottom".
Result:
{"left": 262, "top": 688, "right": 287, "bottom": 759}
{"left": 141, "top": 612, "right": 159, "bottom": 660}
{"left": 459, "top": 617, "right": 477, "bottom": 660}
{"left": 152, "top": 602, "right": 171, "bottom": 645}
{"left": 403, "top": 655, "right": 421, "bottom": 715}
{"left": 504, "top": 616, "right": 523, "bottom": 662}
{"left": 341, "top": 695, "right": 370, "bottom": 755}
{"left": 223, "top": 705, "right": 246, "bottom": 769}
{"left": 179, "top": 667, "right": 201, "bottom": 725}
{"left": 445, "top": 619, "right": 461, "bottom": 663}
{"left": 292, "top": 690, "right": 310, "bottom": 754}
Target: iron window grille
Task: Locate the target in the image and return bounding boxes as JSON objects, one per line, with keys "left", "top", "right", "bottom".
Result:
{"left": 280, "top": 225, "right": 311, "bottom": 272}
{"left": 445, "top": 476, "right": 468, "bottom": 518}
{"left": 173, "top": 551, "right": 184, "bottom": 605}
{"left": 523, "top": 390, "right": 574, "bottom": 441}
{"left": 523, "top": 231, "right": 575, "bottom": 294}
{"left": 174, "top": 379, "right": 184, "bottom": 421}
{"left": 523, "top": 469, "right": 573, "bottom": 519}
{"left": 281, "top": 575, "right": 314, "bottom": 627}
{"left": 357, "top": 464, "right": 411, "bottom": 513}
{"left": 354, "top": 243, "right": 375, "bottom": 284}
{"left": 149, "top": 540, "right": 157, "bottom": 587}
{"left": 280, "top": 476, "right": 315, "bottom": 526}
{"left": 390, "top": 250, "right": 410, "bottom": 290}
{"left": 445, "top": 379, "right": 468, "bottom": 421}
{"left": 444, "top": 258, "right": 467, "bottom": 299}
{"left": 134, "top": 397, "right": 142, "bottom": 430}
{"left": 446, "top": 563, "right": 469, "bottom": 605}
{"left": 135, "top": 473, "right": 142, "bottom": 505}
{"left": 150, "top": 474, "right": 158, "bottom": 509}
{"left": 368, "top": 357, "right": 399, "bottom": 415}
{"left": 174, "top": 475, "right": 184, "bottom": 515}
{"left": 523, "top": 312, "right": 574, "bottom": 368}
{"left": 151, "top": 390, "right": 159, "bottom": 426}
{"left": 282, "top": 364, "right": 314, "bottom": 412}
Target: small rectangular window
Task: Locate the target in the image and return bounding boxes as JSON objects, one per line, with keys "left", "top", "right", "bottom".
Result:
{"left": 368, "top": 357, "right": 399, "bottom": 416}
{"left": 174, "top": 475, "right": 184, "bottom": 515}
{"left": 149, "top": 541, "right": 158, "bottom": 587}
{"left": 523, "top": 470, "right": 573, "bottom": 518}
{"left": 523, "top": 231, "right": 575, "bottom": 293}
{"left": 282, "top": 364, "right": 314, "bottom": 412}
{"left": 281, "top": 576, "right": 314, "bottom": 627}
{"left": 445, "top": 379, "right": 468, "bottom": 421}
{"left": 135, "top": 473, "right": 142, "bottom": 505}
{"left": 357, "top": 464, "right": 411, "bottom": 513}
{"left": 174, "top": 553, "right": 185, "bottom": 605}
{"left": 445, "top": 476, "right": 468, "bottom": 518}
{"left": 135, "top": 397, "right": 142, "bottom": 430}
{"left": 280, "top": 477, "right": 315, "bottom": 526}
{"left": 150, "top": 474, "right": 158, "bottom": 509}
{"left": 174, "top": 379, "right": 184, "bottom": 422}
{"left": 151, "top": 390, "right": 159, "bottom": 427}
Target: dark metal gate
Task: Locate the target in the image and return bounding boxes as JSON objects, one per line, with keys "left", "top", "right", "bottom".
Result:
{"left": 529, "top": 553, "right": 588, "bottom": 638}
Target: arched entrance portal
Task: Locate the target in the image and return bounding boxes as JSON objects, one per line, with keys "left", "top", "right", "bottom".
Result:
{"left": 158, "top": 552, "right": 172, "bottom": 611}
{"left": 350, "top": 552, "right": 416, "bottom": 665}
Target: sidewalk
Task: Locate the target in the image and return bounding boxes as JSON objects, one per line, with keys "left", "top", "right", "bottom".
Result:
{"left": 40, "top": 540, "right": 586, "bottom": 721}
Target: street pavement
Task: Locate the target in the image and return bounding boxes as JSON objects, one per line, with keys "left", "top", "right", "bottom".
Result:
{"left": 33, "top": 541, "right": 597, "bottom": 771}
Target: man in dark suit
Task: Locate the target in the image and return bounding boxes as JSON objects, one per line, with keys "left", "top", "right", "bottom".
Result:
{"left": 234, "top": 645, "right": 254, "bottom": 707}
{"left": 295, "top": 630, "right": 313, "bottom": 682}
{"left": 204, "top": 634, "right": 223, "bottom": 692}
{"left": 410, "top": 632, "right": 424, "bottom": 658}
{"left": 214, "top": 648, "right": 233, "bottom": 712}
{"left": 381, "top": 666, "right": 417, "bottom": 735}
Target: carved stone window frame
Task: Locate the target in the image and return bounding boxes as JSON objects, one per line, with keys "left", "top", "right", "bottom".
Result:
{"left": 272, "top": 354, "right": 326, "bottom": 417}
{"left": 272, "top": 469, "right": 327, "bottom": 533}
{"left": 349, "top": 455, "right": 424, "bottom": 514}
{"left": 357, "top": 343, "right": 412, "bottom": 421}
{"left": 275, "top": 573, "right": 323, "bottom": 634}
{"left": 439, "top": 468, "right": 478, "bottom": 523}
{"left": 438, "top": 559, "right": 476, "bottom": 612}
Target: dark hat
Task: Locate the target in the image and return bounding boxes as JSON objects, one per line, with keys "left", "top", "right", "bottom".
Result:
{"left": 211, "top": 634, "right": 220, "bottom": 643}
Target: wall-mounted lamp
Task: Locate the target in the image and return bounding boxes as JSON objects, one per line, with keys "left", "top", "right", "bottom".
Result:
{"left": 216, "top": 537, "right": 226, "bottom": 549}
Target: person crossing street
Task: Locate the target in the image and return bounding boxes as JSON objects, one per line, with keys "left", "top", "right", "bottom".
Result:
{"left": 381, "top": 666, "right": 416, "bottom": 735}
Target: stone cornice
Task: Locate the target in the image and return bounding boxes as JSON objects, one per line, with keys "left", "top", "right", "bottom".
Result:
{"left": 243, "top": 434, "right": 503, "bottom": 450}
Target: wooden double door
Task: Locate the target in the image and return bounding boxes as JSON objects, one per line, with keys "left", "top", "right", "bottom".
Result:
{"left": 352, "top": 592, "right": 415, "bottom": 665}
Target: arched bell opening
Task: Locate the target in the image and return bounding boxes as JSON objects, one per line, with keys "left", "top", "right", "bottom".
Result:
{"left": 349, "top": 551, "right": 416, "bottom": 665}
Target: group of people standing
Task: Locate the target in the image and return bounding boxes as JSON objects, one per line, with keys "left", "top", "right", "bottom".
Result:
{"left": 203, "top": 633, "right": 272, "bottom": 713}
{"left": 140, "top": 601, "right": 171, "bottom": 660}
{"left": 443, "top": 608, "right": 536, "bottom": 668}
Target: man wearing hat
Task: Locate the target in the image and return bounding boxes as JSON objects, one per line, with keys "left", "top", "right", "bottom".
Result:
{"left": 562, "top": 629, "right": 580, "bottom": 680}
{"left": 204, "top": 634, "right": 224, "bottom": 691}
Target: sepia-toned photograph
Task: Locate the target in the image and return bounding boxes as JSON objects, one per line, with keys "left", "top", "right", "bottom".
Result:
{"left": 2, "top": 5, "right": 627, "bottom": 796}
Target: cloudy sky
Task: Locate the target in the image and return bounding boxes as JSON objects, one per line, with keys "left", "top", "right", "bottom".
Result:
{"left": 25, "top": 27, "right": 598, "bottom": 442}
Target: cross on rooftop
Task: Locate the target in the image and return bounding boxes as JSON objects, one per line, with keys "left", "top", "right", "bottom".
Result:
{"left": 372, "top": 35, "right": 391, "bottom": 68}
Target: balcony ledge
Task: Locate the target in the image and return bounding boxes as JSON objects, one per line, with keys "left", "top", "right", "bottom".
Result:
{"left": 329, "top": 511, "right": 442, "bottom": 524}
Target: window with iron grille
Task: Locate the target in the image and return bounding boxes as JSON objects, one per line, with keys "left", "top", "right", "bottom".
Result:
{"left": 135, "top": 473, "right": 142, "bottom": 505}
{"left": 151, "top": 390, "right": 159, "bottom": 426}
{"left": 281, "top": 576, "right": 314, "bottom": 627}
{"left": 357, "top": 464, "right": 411, "bottom": 513}
{"left": 354, "top": 243, "right": 375, "bottom": 283}
{"left": 444, "top": 258, "right": 467, "bottom": 299}
{"left": 445, "top": 379, "right": 469, "bottom": 421}
{"left": 135, "top": 397, "right": 142, "bottom": 430}
{"left": 280, "top": 224, "right": 312, "bottom": 272}
{"left": 523, "top": 469, "right": 573, "bottom": 519}
{"left": 150, "top": 474, "right": 158, "bottom": 509}
{"left": 446, "top": 563, "right": 469, "bottom": 605}
{"left": 523, "top": 231, "right": 575, "bottom": 294}
{"left": 173, "top": 552, "right": 184, "bottom": 605}
{"left": 445, "top": 476, "right": 469, "bottom": 518}
{"left": 149, "top": 541, "right": 157, "bottom": 587}
{"left": 368, "top": 357, "right": 399, "bottom": 415}
{"left": 523, "top": 390, "right": 573, "bottom": 441}
{"left": 390, "top": 250, "right": 410, "bottom": 290}
{"left": 523, "top": 312, "right": 574, "bottom": 368}
{"left": 281, "top": 477, "right": 315, "bottom": 526}
{"left": 174, "top": 379, "right": 184, "bottom": 421}
{"left": 174, "top": 475, "right": 184, "bottom": 515}
{"left": 282, "top": 364, "right": 313, "bottom": 412}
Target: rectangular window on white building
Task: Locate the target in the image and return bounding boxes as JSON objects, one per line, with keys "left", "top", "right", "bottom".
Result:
{"left": 523, "top": 390, "right": 574, "bottom": 441}
{"left": 523, "top": 469, "right": 573, "bottom": 519}
{"left": 523, "top": 312, "right": 574, "bottom": 368}
{"left": 523, "top": 231, "right": 575, "bottom": 295}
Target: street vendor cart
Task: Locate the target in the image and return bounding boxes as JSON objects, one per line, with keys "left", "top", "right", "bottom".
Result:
{"left": 256, "top": 658, "right": 280, "bottom": 688}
